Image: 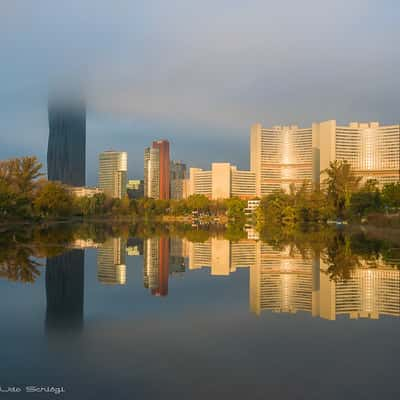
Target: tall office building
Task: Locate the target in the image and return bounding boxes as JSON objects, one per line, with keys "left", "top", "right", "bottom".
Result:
{"left": 250, "top": 123, "right": 314, "bottom": 195}
{"left": 99, "top": 151, "right": 128, "bottom": 199}
{"left": 97, "top": 238, "right": 127, "bottom": 285}
{"left": 45, "top": 249, "right": 85, "bottom": 333}
{"left": 144, "top": 147, "right": 160, "bottom": 198}
{"left": 170, "top": 160, "right": 187, "bottom": 200}
{"left": 144, "top": 140, "right": 170, "bottom": 199}
{"left": 47, "top": 96, "right": 86, "bottom": 186}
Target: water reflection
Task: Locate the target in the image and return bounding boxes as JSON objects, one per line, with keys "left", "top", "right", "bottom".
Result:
{"left": 144, "top": 237, "right": 169, "bottom": 296}
{"left": 45, "top": 249, "right": 84, "bottom": 333}
{"left": 0, "top": 224, "right": 399, "bottom": 324}
{"left": 97, "top": 238, "right": 127, "bottom": 285}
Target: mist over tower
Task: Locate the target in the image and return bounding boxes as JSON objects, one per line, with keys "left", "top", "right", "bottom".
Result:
{"left": 47, "top": 93, "right": 86, "bottom": 186}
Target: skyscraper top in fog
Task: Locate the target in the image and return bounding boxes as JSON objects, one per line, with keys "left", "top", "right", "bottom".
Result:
{"left": 47, "top": 94, "right": 86, "bottom": 186}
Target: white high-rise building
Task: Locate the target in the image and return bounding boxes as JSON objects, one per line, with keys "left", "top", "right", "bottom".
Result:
{"left": 250, "top": 121, "right": 400, "bottom": 195}
{"left": 99, "top": 151, "right": 128, "bottom": 199}
{"left": 144, "top": 147, "right": 160, "bottom": 198}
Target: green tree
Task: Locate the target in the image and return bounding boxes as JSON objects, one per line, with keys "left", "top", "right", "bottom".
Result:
{"left": 225, "top": 197, "right": 246, "bottom": 220}
{"left": 186, "top": 194, "right": 210, "bottom": 212}
{"left": 34, "top": 181, "right": 74, "bottom": 217}
{"left": 322, "top": 160, "right": 361, "bottom": 218}
{"left": 382, "top": 182, "right": 400, "bottom": 209}
{"left": 350, "top": 180, "right": 382, "bottom": 217}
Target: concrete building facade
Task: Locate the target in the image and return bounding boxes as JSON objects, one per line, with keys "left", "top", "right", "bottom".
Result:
{"left": 250, "top": 123, "right": 314, "bottom": 196}
{"left": 318, "top": 121, "right": 400, "bottom": 186}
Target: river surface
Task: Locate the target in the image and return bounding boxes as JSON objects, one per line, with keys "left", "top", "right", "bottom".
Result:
{"left": 0, "top": 223, "right": 399, "bottom": 399}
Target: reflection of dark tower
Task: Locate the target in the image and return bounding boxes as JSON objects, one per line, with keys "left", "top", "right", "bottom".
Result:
{"left": 47, "top": 96, "right": 86, "bottom": 186}
{"left": 45, "top": 249, "right": 84, "bottom": 334}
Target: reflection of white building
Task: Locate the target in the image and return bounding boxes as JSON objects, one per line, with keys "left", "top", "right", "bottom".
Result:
{"left": 319, "top": 262, "right": 400, "bottom": 320}
{"left": 144, "top": 238, "right": 159, "bottom": 290}
{"left": 250, "top": 243, "right": 316, "bottom": 316}
{"left": 97, "top": 238, "right": 126, "bottom": 285}
{"left": 183, "top": 238, "right": 256, "bottom": 276}
{"left": 249, "top": 243, "right": 400, "bottom": 320}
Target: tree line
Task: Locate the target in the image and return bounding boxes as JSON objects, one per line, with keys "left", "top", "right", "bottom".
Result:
{"left": 0, "top": 156, "right": 246, "bottom": 221}
{"left": 257, "top": 160, "right": 400, "bottom": 229}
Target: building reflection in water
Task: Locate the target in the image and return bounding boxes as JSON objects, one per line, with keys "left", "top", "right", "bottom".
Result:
{"left": 45, "top": 249, "right": 84, "bottom": 334}
{"left": 144, "top": 237, "right": 170, "bottom": 296}
{"left": 43, "top": 235, "right": 399, "bottom": 321}
{"left": 97, "top": 238, "right": 127, "bottom": 285}
{"left": 179, "top": 238, "right": 400, "bottom": 320}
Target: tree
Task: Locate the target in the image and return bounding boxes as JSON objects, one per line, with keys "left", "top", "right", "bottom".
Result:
{"left": 225, "top": 197, "right": 246, "bottom": 220}
{"left": 257, "top": 191, "right": 296, "bottom": 227}
{"left": 186, "top": 194, "right": 210, "bottom": 212}
{"left": 382, "top": 182, "right": 400, "bottom": 209}
{"left": 0, "top": 156, "right": 43, "bottom": 218}
{"left": 33, "top": 181, "right": 74, "bottom": 217}
{"left": 5, "top": 156, "right": 43, "bottom": 195}
{"left": 350, "top": 180, "right": 382, "bottom": 217}
{"left": 322, "top": 160, "right": 361, "bottom": 218}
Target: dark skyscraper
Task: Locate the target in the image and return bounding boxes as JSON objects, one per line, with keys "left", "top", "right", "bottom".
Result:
{"left": 47, "top": 96, "right": 86, "bottom": 186}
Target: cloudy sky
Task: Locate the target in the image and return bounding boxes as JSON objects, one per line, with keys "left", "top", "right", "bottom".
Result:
{"left": 1, "top": 0, "right": 399, "bottom": 184}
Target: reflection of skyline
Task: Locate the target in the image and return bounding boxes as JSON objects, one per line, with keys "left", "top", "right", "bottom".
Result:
{"left": 180, "top": 238, "right": 400, "bottom": 320}
{"left": 250, "top": 243, "right": 400, "bottom": 320}
{"left": 97, "top": 238, "right": 127, "bottom": 285}
{"left": 3, "top": 232, "right": 397, "bottom": 323}
{"left": 45, "top": 249, "right": 84, "bottom": 334}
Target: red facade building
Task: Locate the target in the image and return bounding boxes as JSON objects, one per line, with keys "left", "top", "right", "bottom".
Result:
{"left": 152, "top": 140, "right": 170, "bottom": 200}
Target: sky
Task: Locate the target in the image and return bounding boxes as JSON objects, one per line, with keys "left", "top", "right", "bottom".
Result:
{"left": 1, "top": 0, "right": 399, "bottom": 184}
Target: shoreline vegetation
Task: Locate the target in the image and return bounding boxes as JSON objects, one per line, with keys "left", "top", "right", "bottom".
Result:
{"left": 1, "top": 219, "right": 400, "bottom": 284}
{"left": 2, "top": 156, "right": 400, "bottom": 232}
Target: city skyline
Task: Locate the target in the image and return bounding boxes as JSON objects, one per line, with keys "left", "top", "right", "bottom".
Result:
{"left": 1, "top": 1, "right": 400, "bottom": 185}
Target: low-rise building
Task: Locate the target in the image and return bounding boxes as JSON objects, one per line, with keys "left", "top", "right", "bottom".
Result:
{"left": 184, "top": 163, "right": 256, "bottom": 200}
{"left": 69, "top": 186, "right": 104, "bottom": 198}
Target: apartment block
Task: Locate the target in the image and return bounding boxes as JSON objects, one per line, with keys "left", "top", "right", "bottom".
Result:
{"left": 184, "top": 163, "right": 256, "bottom": 200}
{"left": 251, "top": 121, "right": 400, "bottom": 195}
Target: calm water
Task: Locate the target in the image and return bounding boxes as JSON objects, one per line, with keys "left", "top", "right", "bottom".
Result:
{"left": 0, "top": 223, "right": 399, "bottom": 400}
